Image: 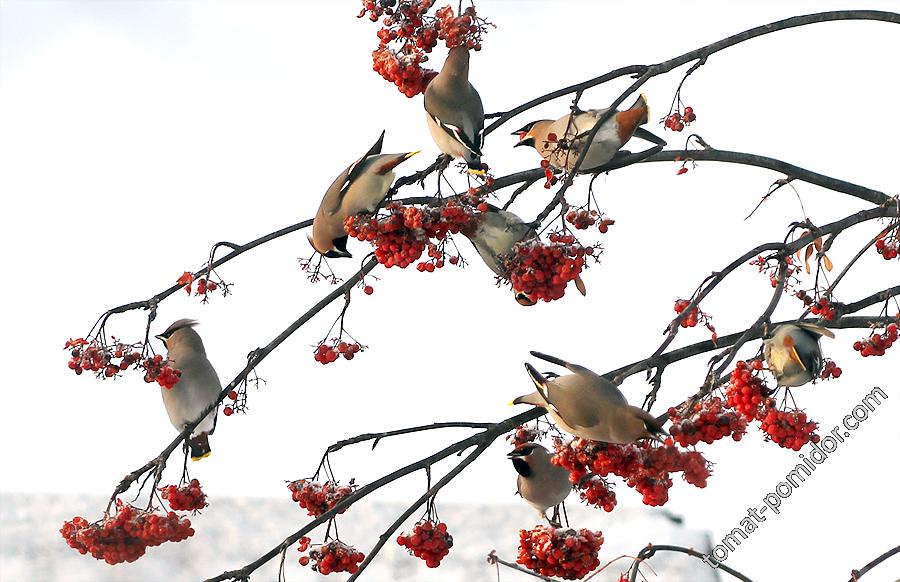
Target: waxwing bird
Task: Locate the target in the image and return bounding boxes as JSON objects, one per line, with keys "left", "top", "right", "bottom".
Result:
{"left": 461, "top": 206, "right": 586, "bottom": 306}
{"left": 508, "top": 443, "right": 571, "bottom": 526}
{"left": 513, "top": 94, "right": 665, "bottom": 173}
{"left": 764, "top": 322, "right": 835, "bottom": 387}
{"left": 511, "top": 351, "right": 665, "bottom": 444}
{"left": 311, "top": 130, "right": 419, "bottom": 258}
{"left": 155, "top": 319, "right": 222, "bottom": 461}
{"left": 424, "top": 46, "right": 485, "bottom": 174}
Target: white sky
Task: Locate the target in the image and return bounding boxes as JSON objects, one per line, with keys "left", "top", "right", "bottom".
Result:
{"left": 1, "top": 1, "right": 899, "bottom": 581}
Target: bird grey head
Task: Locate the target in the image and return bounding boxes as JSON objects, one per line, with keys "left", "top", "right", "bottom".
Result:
{"left": 507, "top": 443, "right": 548, "bottom": 477}
{"left": 155, "top": 318, "right": 199, "bottom": 348}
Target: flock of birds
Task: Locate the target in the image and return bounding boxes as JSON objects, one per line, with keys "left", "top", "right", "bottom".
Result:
{"left": 148, "top": 45, "right": 836, "bottom": 527}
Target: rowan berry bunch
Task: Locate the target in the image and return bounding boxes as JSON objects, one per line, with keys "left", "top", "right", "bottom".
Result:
{"left": 564, "top": 207, "right": 615, "bottom": 233}
{"left": 539, "top": 158, "right": 558, "bottom": 188}
{"left": 176, "top": 271, "right": 229, "bottom": 303}
{"left": 517, "top": 526, "right": 603, "bottom": 580}
{"left": 506, "top": 425, "right": 539, "bottom": 447}
{"left": 360, "top": 1, "right": 491, "bottom": 97}
{"left": 809, "top": 296, "right": 837, "bottom": 320}
{"left": 758, "top": 407, "right": 820, "bottom": 450}
{"left": 749, "top": 255, "right": 800, "bottom": 289}
{"left": 344, "top": 201, "right": 476, "bottom": 268}
{"left": 60, "top": 500, "right": 194, "bottom": 565}
{"left": 142, "top": 354, "right": 182, "bottom": 389}
{"left": 287, "top": 479, "right": 357, "bottom": 517}
{"left": 672, "top": 299, "right": 717, "bottom": 340}
{"left": 397, "top": 520, "right": 454, "bottom": 567}
{"left": 314, "top": 339, "right": 365, "bottom": 365}
{"left": 853, "top": 322, "right": 898, "bottom": 357}
{"left": 662, "top": 106, "right": 696, "bottom": 132}
{"left": 299, "top": 539, "right": 365, "bottom": 575}
{"left": 577, "top": 476, "right": 617, "bottom": 512}
{"left": 819, "top": 359, "right": 843, "bottom": 380}
{"left": 552, "top": 439, "right": 710, "bottom": 507}
{"left": 65, "top": 337, "right": 141, "bottom": 378}
{"left": 504, "top": 232, "right": 598, "bottom": 303}
{"left": 667, "top": 397, "right": 748, "bottom": 447}
{"left": 159, "top": 479, "right": 207, "bottom": 512}
{"left": 724, "top": 360, "right": 772, "bottom": 421}
{"left": 875, "top": 228, "right": 900, "bottom": 261}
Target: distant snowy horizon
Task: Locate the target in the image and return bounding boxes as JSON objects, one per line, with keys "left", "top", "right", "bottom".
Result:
{"left": 1, "top": 493, "right": 716, "bottom": 581}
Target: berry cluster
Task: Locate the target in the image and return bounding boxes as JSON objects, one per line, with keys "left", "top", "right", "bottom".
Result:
{"left": 506, "top": 425, "right": 538, "bottom": 447}
{"left": 344, "top": 202, "right": 475, "bottom": 268}
{"left": 314, "top": 339, "right": 365, "bottom": 365}
{"left": 749, "top": 255, "right": 800, "bottom": 289}
{"left": 60, "top": 500, "right": 194, "bottom": 565}
{"left": 577, "top": 476, "right": 617, "bottom": 512}
{"left": 159, "top": 479, "right": 207, "bottom": 512}
{"left": 662, "top": 106, "right": 696, "bottom": 132}
{"left": 875, "top": 229, "right": 900, "bottom": 261}
{"left": 809, "top": 296, "right": 836, "bottom": 320}
{"left": 517, "top": 526, "right": 603, "bottom": 580}
{"left": 673, "top": 299, "right": 717, "bottom": 340}
{"left": 667, "top": 397, "right": 747, "bottom": 447}
{"left": 142, "top": 354, "right": 182, "bottom": 389}
{"left": 564, "top": 208, "right": 615, "bottom": 233}
{"left": 819, "top": 359, "right": 843, "bottom": 380}
{"left": 360, "top": 1, "right": 490, "bottom": 97}
{"left": 758, "top": 408, "right": 820, "bottom": 450}
{"left": 853, "top": 323, "right": 898, "bottom": 357}
{"left": 397, "top": 520, "right": 453, "bottom": 567}
{"left": 66, "top": 338, "right": 141, "bottom": 378}
{"left": 287, "top": 479, "right": 356, "bottom": 517}
{"left": 300, "top": 540, "right": 365, "bottom": 575}
{"left": 724, "top": 360, "right": 771, "bottom": 421}
{"left": 552, "top": 439, "right": 710, "bottom": 507}
{"left": 540, "top": 159, "right": 558, "bottom": 188}
{"left": 505, "top": 232, "right": 595, "bottom": 303}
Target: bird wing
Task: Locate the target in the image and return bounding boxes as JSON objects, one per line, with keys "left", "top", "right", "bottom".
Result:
{"left": 427, "top": 113, "right": 483, "bottom": 157}
{"left": 543, "top": 375, "right": 606, "bottom": 429}
{"left": 795, "top": 322, "right": 835, "bottom": 339}
{"left": 328, "top": 132, "right": 385, "bottom": 215}
{"left": 529, "top": 351, "right": 595, "bottom": 377}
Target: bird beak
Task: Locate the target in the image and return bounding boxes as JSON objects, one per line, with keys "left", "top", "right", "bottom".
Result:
{"left": 378, "top": 151, "right": 419, "bottom": 174}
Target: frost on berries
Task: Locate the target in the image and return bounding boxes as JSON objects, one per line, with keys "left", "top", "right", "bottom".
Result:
{"left": 565, "top": 207, "right": 614, "bottom": 233}
{"left": 503, "top": 232, "right": 599, "bottom": 303}
{"left": 298, "top": 539, "right": 365, "bottom": 575}
{"left": 344, "top": 201, "right": 474, "bottom": 268}
{"left": 360, "top": 1, "right": 492, "bottom": 97}
{"left": 517, "top": 525, "right": 603, "bottom": 580}
{"left": 60, "top": 500, "right": 194, "bottom": 565}
{"left": 667, "top": 397, "right": 747, "bottom": 446}
{"left": 723, "top": 360, "right": 820, "bottom": 451}
{"left": 397, "top": 520, "right": 454, "bottom": 568}
{"left": 159, "top": 479, "right": 207, "bottom": 512}
{"left": 552, "top": 439, "right": 711, "bottom": 507}
{"left": 506, "top": 425, "right": 538, "bottom": 447}
{"left": 661, "top": 106, "right": 696, "bottom": 132}
{"left": 314, "top": 339, "right": 365, "bottom": 365}
{"left": 287, "top": 479, "right": 357, "bottom": 517}
{"left": 874, "top": 228, "right": 899, "bottom": 260}
{"left": 65, "top": 337, "right": 181, "bottom": 389}
{"left": 853, "top": 322, "right": 898, "bottom": 357}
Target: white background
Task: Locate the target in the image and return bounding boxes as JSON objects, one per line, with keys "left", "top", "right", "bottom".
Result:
{"left": 1, "top": 1, "right": 899, "bottom": 581}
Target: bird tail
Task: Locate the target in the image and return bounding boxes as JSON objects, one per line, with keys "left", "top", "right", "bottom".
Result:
{"left": 190, "top": 433, "right": 212, "bottom": 461}
{"left": 615, "top": 94, "right": 649, "bottom": 142}
{"left": 795, "top": 322, "right": 835, "bottom": 339}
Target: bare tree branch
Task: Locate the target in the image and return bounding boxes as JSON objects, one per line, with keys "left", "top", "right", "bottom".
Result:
{"left": 848, "top": 544, "right": 900, "bottom": 581}
{"left": 627, "top": 544, "right": 754, "bottom": 582}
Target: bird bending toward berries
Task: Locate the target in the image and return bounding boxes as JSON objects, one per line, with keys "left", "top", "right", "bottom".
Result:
{"left": 763, "top": 322, "right": 834, "bottom": 387}
{"left": 513, "top": 94, "right": 666, "bottom": 173}
{"left": 424, "top": 45, "right": 485, "bottom": 174}
{"left": 461, "top": 206, "right": 586, "bottom": 306}
{"left": 311, "top": 130, "right": 419, "bottom": 258}
{"left": 156, "top": 319, "right": 222, "bottom": 461}
{"left": 508, "top": 443, "right": 571, "bottom": 527}
{"left": 512, "top": 351, "right": 665, "bottom": 444}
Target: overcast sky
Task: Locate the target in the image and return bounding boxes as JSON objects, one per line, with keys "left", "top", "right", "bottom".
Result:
{"left": 1, "top": 1, "right": 899, "bottom": 581}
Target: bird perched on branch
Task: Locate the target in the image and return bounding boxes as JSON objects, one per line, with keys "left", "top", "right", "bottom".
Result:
{"left": 511, "top": 351, "right": 665, "bottom": 444}
{"left": 156, "top": 319, "right": 222, "bottom": 461}
{"left": 763, "top": 322, "right": 835, "bottom": 387}
{"left": 424, "top": 45, "right": 485, "bottom": 174}
{"left": 513, "top": 94, "right": 664, "bottom": 173}
{"left": 311, "top": 131, "right": 418, "bottom": 258}
{"left": 461, "top": 206, "right": 586, "bottom": 306}
{"left": 508, "top": 442, "right": 571, "bottom": 526}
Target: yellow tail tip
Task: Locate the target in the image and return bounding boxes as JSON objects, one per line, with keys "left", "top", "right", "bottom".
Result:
{"left": 191, "top": 451, "right": 212, "bottom": 462}
{"left": 405, "top": 150, "right": 421, "bottom": 159}
{"left": 467, "top": 168, "right": 486, "bottom": 176}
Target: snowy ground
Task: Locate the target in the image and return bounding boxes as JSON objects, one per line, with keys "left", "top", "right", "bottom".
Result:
{"left": 1, "top": 493, "right": 716, "bottom": 582}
